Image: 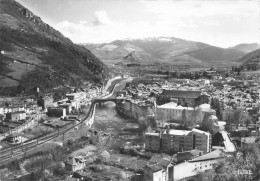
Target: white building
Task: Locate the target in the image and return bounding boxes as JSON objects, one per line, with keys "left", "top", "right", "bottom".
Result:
{"left": 155, "top": 102, "right": 215, "bottom": 124}
{"left": 173, "top": 149, "right": 226, "bottom": 180}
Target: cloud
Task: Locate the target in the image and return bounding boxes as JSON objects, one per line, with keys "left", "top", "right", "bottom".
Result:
{"left": 92, "top": 11, "right": 112, "bottom": 26}
{"left": 55, "top": 1, "right": 259, "bottom": 47}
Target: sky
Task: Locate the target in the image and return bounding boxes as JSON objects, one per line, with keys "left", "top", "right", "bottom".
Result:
{"left": 16, "top": 0, "right": 260, "bottom": 48}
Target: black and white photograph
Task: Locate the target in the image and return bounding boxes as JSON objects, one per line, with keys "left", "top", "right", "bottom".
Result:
{"left": 0, "top": 0, "right": 260, "bottom": 180}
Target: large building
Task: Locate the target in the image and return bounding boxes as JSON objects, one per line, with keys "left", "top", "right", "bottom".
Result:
{"left": 192, "top": 128, "right": 212, "bottom": 153}
{"left": 145, "top": 128, "right": 212, "bottom": 153}
{"left": 143, "top": 149, "right": 226, "bottom": 181}
{"left": 161, "top": 129, "right": 193, "bottom": 153}
{"left": 145, "top": 132, "right": 161, "bottom": 151}
{"left": 155, "top": 102, "right": 216, "bottom": 123}
{"left": 158, "top": 90, "right": 209, "bottom": 107}
{"left": 117, "top": 99, "right": 154, "bottom": 119}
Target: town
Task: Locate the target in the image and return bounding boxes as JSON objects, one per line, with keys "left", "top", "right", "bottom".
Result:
{"left": 1, "top": 0, "right": 260, "bottom": 180}
{"left": 0, "top": 67, "right": 260, "bottom": 180}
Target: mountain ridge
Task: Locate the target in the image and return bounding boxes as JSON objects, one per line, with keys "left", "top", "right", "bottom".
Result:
{"left": 82, "top": 37, "right": 246, "bottom": 66}
{"left": 229, "top": 43, "right": 260, "bottom": 53}
{"left": 0, "top": 0, "right": 107, "bottom": 94}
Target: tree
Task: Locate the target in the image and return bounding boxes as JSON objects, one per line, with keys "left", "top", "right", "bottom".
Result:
{"left": 201, "top": 144, "right": 260, "bottom": 181}
{"left": 182, "top": 109, "right": 188, "bottom": 127}
{"left": 200, "top": 113, "right": 213, "bottom": 132}
{"left": 148, "top": 116, "right": 157, "bottom": 128}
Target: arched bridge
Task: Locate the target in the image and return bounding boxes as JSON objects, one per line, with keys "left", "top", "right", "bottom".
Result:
{"left": 93, "top": 98, "right": 117, "bottom": 104}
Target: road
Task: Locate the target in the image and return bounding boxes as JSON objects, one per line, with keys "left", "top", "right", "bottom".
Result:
{"left": 220, "top": 131, "right": 236, "bottom": 153}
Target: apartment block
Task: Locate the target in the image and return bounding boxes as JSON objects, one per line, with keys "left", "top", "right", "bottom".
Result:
{"left": 145, "top": 129, "right": 211, "bottom": 153}
{"left": 145, "top": 132, "right": 161, "bottom": 152}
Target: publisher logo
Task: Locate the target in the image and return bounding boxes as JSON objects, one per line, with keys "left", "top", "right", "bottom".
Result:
{"left": 237, "top": 169, "right": 253, "bottom": 175}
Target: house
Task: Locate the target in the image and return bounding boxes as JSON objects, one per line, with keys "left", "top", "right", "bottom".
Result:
{"left": 65, "top": 155, "right": 87, "bottom": 172}
{"left": 143, "top": 156, "right": 174, "bottom": 181}
{"left": 240, "top": 137, "right": 260, "bottom": 148}
{"left": 6, "top": 111, "right": 26, "bottom": 121}
{"left": 0, "top": 121, "right": 21, "bottom": 133}
{"left": 9, "top": 105, "right": 25, "bottom": 113}
{"left": 6, "top": 133, "right": 22, "bottom": 144}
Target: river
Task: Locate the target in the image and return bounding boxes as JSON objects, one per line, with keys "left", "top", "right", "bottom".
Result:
{"left": 93, "top": 101, "right": 145, "bottom": 149}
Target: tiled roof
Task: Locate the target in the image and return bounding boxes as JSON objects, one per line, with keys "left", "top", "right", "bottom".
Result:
{"left": 189, "top": 149, "right": 226, "bottom": 162}
{"left": 161, "top": 90, "right": 201, "bottom": 99}
{"left": 157, "top": 158, "right": 171, "bottom": 168}
{"left": 189, "top": 149, "right": 204, "bottom": 156}
{"left": 148, "top": 164, "right": 163, "bottom": 172}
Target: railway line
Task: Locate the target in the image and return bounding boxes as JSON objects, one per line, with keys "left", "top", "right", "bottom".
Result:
{"left": 0, "top": 77, "right": 126, "bottom": 166}
{"left": 0, "top": 100, "right": 95, "bottom": 166}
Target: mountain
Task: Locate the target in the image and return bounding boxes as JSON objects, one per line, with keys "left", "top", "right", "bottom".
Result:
{"left": 0, "top": 0, "right": 107, "bottom": 94}
{"left": 229, "top": 43, "right": 260, "bottom": 53}
{"left": 239, "top": 49, "right": 260, "bottom": 66}
{"left": 82, "top": 37, "right": 245, "bottom": 66}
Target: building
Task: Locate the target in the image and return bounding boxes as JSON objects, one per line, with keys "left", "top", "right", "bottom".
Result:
{"left": 47, "top": 107, "right": 66, "bottom": 117}
{"left": 143, "top": 149, "right": 226, "bottom": 181}
{"left": 66, "top": 92, "right": 86, "bottom": 101}
{"left": 145, "top": 132, "right": 161, "bottom": 152}
{"left": 192, "top": 128, "right": 212, "bottom": 153}
{"left": 38, "top": 95, "right": 54, "bottom": 109}
{"left": 65, "top": 156, "right": 86, "bottom": 172}
{"left": 162, "top": 129, "right": 193, "bottom": 153}
{"left": 173, "top": 149, "right": 204, "bottom": 163}
{"left": 2, "top": 105, "right": 25, "bottom": 114}
{"left": 6, "top": 133, "right": 22, "bottom": 144}
{"left": 6, "top": 111, "right": 26, "bottom": 121}
{"left": 158, "top": 90, "right": 203, "bottom": 107}
{"left": 117, "top": 99, "right": 155, "bottom": 119}
{"left": 155, "top": 102, "right": 215, "bottom": 124}
{"left": 240, "top": 137, "right": 260, "bottom": 149}
{"left": 173, "top": 149, "right": 226, "bottom": 180}
{"left": 58, "top": 103, "right": 72, "bottom": 114}
{"left": 143, "top": 156, "right": 174, "bottom": 181}
{"left": 0, "top": 107, "right": 4, "bottom": 115}
{"left": 146, "top": 128, "right": 211, "bottom": 154}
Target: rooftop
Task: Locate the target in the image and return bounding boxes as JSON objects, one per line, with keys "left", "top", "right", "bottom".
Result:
{"left": 161, "top": 90, "right": 201, "bottom": 99}
{"left": 189, "top": 149, "right": 226, "bottom": 162}
{"left": 165, "top": 129, "right": 191, "bottom": 136}
{"left": 146, "top": 132, "right": 160, "bottom": 136}
{"left": 192, "top": 128, "right": 210, "bottom": 135}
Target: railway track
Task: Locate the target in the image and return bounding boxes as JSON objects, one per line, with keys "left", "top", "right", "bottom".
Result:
{"left": 0, "top": 77, "right": 124, "bottom": 166}
{"left": 0, "top": 103, "right": 95, "bottom": 166}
